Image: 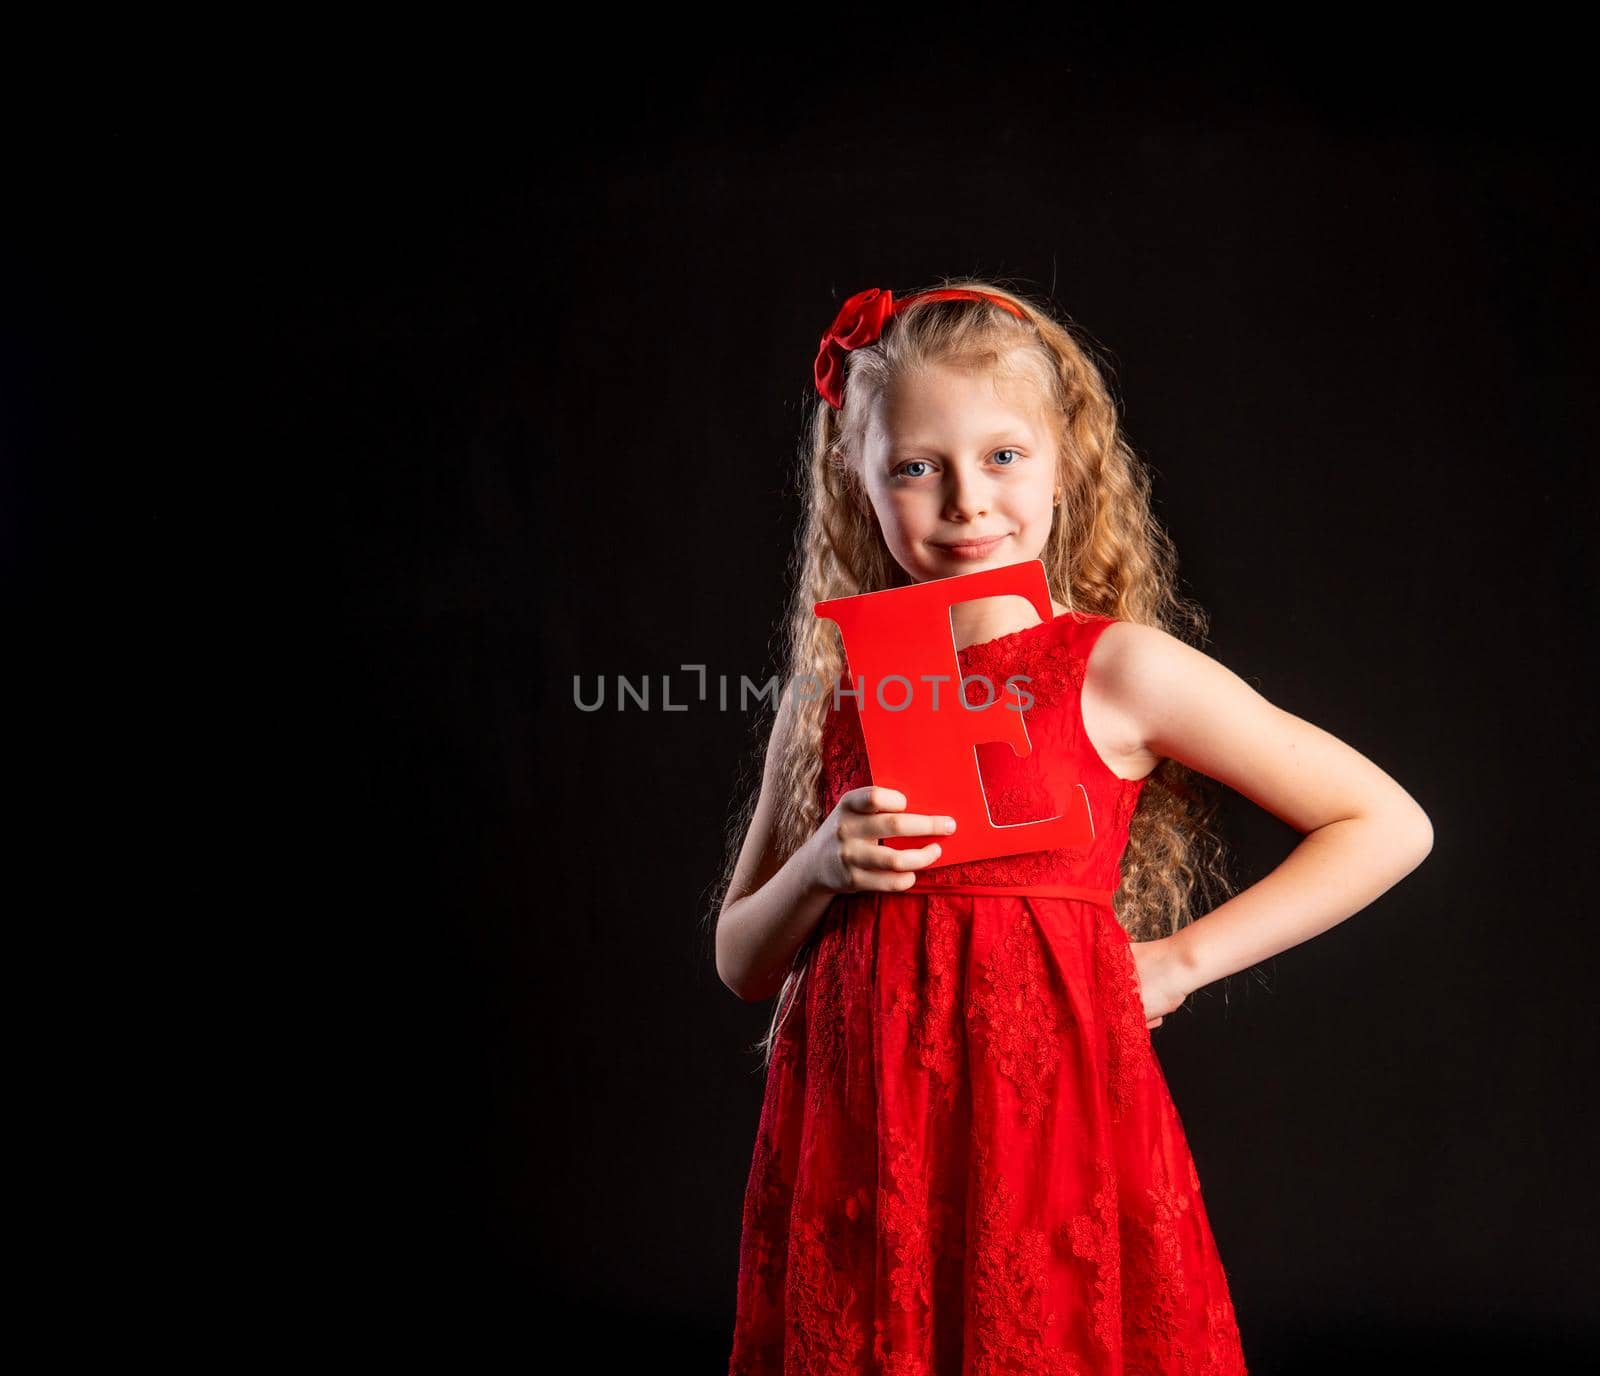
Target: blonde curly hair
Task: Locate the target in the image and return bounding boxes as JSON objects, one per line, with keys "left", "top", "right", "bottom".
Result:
{"left": 705, "top": 277, "right": 1237, "bottom": 1070}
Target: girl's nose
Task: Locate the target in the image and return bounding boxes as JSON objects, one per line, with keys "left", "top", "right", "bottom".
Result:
{"left": 943, "top": 472, "right": 991, "bottom": 522}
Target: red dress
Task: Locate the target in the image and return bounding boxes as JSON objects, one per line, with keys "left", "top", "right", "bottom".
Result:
{"left": 726, "top": 611, "right": 1248, "bottom": 1376}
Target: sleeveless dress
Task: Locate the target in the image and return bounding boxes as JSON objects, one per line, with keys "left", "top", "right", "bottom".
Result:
{"left": 726, "top": 611, "right": 1248, "bottom": 1376}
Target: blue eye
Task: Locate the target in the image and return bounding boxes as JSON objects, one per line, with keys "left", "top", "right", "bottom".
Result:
{"left": 893, "top": 448, "right": 1023, "bottom": 480}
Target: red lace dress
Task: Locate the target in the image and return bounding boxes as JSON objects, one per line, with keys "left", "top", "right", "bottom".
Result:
{"left": 726, "top": 611, "right": 1248, "bottom": 1376}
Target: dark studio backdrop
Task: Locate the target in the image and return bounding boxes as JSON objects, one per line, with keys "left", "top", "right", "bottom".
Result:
{"left": 8, "top": 28, "right": 1595, "bottom": 1371}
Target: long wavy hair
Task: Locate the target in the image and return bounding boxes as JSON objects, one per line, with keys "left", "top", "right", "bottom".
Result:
{"left": 705, "top": 277, "right": 1237, "bottom": 1071}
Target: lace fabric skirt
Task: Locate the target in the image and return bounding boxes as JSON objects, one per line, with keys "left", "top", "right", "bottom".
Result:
{"left": 727, "top": 889, "right": 1248, "bottom": 1376}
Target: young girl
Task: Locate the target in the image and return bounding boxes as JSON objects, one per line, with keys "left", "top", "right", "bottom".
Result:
{"left": 713, "top": 280, "right": 1433, "bottom": 1375}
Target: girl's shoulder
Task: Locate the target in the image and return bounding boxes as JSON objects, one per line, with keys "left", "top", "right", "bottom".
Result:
{"left": 1081, "top": 619, "right": 1257, "bottom": 771}
{"left": 1080, "top": 616, "right": 1188, "bottom": 692}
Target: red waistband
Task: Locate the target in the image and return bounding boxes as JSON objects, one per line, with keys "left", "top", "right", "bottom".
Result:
{"left": 914, "top": 882, "right": 1114, "bottom": 905}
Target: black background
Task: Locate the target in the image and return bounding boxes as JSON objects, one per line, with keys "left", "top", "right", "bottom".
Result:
{"left": 9, "top": 25, "right": 1596, "bottom": 1369}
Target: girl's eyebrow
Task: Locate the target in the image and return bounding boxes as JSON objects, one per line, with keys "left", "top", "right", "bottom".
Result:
{"left": 892, "top": 429, "right": 1033, "bottom": 450}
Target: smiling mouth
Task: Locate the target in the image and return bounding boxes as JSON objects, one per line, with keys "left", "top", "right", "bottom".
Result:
{"left": 931, "top": 534, "right": 1009, "bottom": 552}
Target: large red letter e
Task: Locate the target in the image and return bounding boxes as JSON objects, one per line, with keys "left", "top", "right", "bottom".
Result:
{"left": 813, "top": 559, "right": 1094, "bottom": 869}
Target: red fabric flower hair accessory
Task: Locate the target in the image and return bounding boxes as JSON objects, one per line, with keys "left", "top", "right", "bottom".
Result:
{"left": 813, "top": 287, "right": 1028, "bottom": 409}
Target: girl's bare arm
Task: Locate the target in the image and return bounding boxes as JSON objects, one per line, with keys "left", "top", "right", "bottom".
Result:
{"left": 716, "top": 689, "right": 950, "bottom": 1003}
{"left": 1090, "top": 622, "right": 1435, "bottom": 994}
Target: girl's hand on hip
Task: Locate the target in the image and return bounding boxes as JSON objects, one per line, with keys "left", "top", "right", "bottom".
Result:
{"left": 1129, "top": 936, "right": 1192, "bottom": 1028}
{"left": 807, "top": 787, "right": 956, "bottom": 896}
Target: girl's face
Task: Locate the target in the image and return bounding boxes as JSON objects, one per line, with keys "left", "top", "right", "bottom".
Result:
{"left": 858, "top": 361, "right": 1060, "bottom": 585}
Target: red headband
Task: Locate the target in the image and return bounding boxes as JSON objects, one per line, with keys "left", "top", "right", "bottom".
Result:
{"left": 813, "top": 287, "right": 1028, "bottom": 410}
